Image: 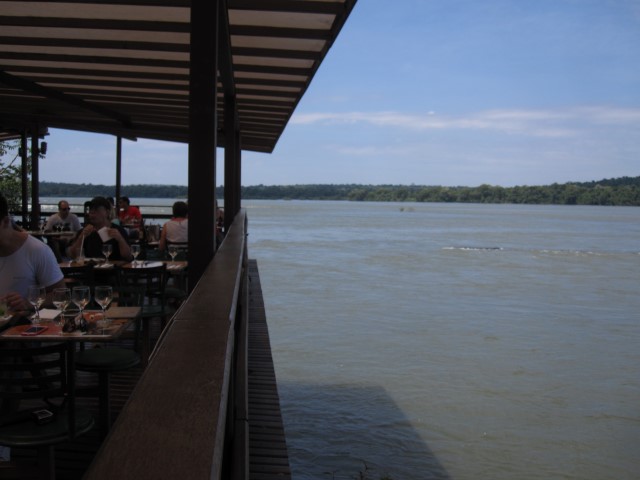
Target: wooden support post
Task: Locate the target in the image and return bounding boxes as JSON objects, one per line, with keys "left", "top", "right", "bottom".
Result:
{"left": 30, "top": 131, "right": 40, "bottom": 228}
{"left": 187, "top": 0, "right": 219, "bottom": 289}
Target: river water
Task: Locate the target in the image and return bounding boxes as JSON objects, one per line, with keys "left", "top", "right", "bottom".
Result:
{"left": 40, "top": 197, "right": 639, "bottom": 479}
{"left": 245, "top": 200, "right": 640, "bottom": 480}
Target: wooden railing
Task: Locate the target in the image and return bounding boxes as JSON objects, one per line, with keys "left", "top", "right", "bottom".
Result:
{"left": 84, "top": 209, "right": 249, "bottom": 479}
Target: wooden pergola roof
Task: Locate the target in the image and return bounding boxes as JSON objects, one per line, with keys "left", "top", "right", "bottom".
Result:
{"left": 0, "top": 0, "right": 356, "bottom": 153}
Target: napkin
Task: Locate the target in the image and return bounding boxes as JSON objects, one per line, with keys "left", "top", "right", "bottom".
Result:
{"left": 37, "top": 309, "right": 60, "bottom": 320}
{"left": 98, "top": 226, "right": 110, "bottom": 242}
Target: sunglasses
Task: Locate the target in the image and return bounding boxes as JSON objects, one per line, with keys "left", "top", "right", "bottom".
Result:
{"left": 60, "top": 207, "right": 70, "bottom": 211}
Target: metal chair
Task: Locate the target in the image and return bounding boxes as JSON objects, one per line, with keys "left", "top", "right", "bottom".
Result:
{"left": 74, "top": 288, "right": 143, "bottom": 437}
{"left": 116, "top": 264, "right": 175, "bottom": 362}
{"left": 0, "top": 342, "right": 94, "bottom": 479}
{"left": 60, "top": 263, "right": 95, "bottom": 293}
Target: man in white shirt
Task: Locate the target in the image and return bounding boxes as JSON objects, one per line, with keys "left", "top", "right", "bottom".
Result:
{"left": 43, "top": 200, "right": 82, "bottom": 261}
{"left": 44, "top": 200, "right": 81, "bottom": 232}
{"left": 0, "top": 193, "right": 65, "bottom": 312}
{"left": 0, "top": 193, "right": 66, "bottom": 462}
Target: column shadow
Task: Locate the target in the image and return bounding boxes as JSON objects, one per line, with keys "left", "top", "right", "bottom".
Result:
{"left": 278, "top": 382, "right": 451, "bottom": 480}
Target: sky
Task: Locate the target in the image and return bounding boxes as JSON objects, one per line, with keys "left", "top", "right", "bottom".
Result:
{"left": 40, "top": 0, "right": 640, "bottom": 188}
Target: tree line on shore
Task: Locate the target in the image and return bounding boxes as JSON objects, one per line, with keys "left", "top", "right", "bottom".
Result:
{"left": 37, "top": 176, "right": 640, "bottom": 206}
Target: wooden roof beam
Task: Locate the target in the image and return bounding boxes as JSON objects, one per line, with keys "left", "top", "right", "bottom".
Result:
{"left": 0, "top": 70, "right": 133, "bottom": 129}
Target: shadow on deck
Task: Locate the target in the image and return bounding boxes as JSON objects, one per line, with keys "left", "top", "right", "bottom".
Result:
{"left": 8, "top": 259, "right": 290, "bottom": 480}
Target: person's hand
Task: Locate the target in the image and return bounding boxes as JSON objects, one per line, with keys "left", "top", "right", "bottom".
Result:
{"left": 108, "top": 228, "right": 124, "bottom": 241}
{"left": 82, "top": 224, "right": 95, "bottom": 237}
{"left": 2, "top": 292, "right": 30, "bottom": 312}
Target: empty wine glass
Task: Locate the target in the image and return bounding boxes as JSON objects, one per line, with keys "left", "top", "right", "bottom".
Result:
{"left": 27, "top": 285, "right": 46, "bottom": 324}
{"left": 94, "top": 286, "right": 113, "bottom": 334}
{"left": 168, "top": 244, "right": 179, "bottom": 262}
{"left": 102, "top": 243, "right": 113, "bottom": 265}
{"left": 71, "top": 286, "right": 90, "bottom": 318}
{"left": 52, "top": 288, "right": 70, "bottom": 331}
{"left": 131, "top": 244, "right": 141, "bottom": 267}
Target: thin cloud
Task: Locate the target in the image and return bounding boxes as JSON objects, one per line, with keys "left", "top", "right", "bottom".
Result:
{"left": 292, "top": 107, "right": 640, "bottom": 138}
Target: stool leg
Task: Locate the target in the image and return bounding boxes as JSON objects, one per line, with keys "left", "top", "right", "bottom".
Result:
{"left": 98, "top": 372, "right": 111, "bottom": 437}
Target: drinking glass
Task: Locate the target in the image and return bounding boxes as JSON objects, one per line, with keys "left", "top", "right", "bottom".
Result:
{"left": 94, "top": 286, "right": 113, "bottom": 334}
{"left": 27, "top": 285, "right": 46, "bottom": 324}
{"left": 52, "top": 287, "right": 70, "bottom": 331}
{"left": 0, "top": 298, "right": 10, "bottom": 320}
{"left": 168, "top": 244, "right": 179, "bottom": 262}
{"left": 102, "top": 243, "right": 113, "bottom": 265}
{"left": 131, "top": 244, "right": 141, "bottom": 267}
{"left": 71, "top": 286, "right": 91, "bottom": 317}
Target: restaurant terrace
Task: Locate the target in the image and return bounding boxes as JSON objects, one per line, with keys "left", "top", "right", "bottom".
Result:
{"left": 0, "top": 1, "right": 357, "bottom": 478}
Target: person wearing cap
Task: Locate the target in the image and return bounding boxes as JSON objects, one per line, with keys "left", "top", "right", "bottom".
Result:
{"left": 67, "top": 196, "right": 132, "bottom": 261}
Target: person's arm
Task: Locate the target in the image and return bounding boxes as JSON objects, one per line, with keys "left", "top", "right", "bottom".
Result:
{"left": 71, "top": 215, "right": 82, "bottom": 231}
{"left": 67, "top": 224, "right": 95, "bottom": 259}
{"left": 44, "top": 215, "right": 56, "bottom": 232}
{"left": 158, "top": 223, "right": 167, "bottom": 251}
{"left": 108, "top": 227, "right": 132, "bottom": 261}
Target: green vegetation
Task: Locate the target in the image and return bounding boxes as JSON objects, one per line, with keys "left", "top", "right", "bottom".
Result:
{"left": 0, "top": 140, "right": 26, "bottom": 209}
{"left": 37, "top": 177, "right": 640, "bottom": 206}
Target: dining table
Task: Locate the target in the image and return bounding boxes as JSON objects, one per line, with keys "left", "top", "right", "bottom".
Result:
{"left": 0, "top": 306, "right": 141, "bottom": 437}
{"left": 0, "top": 306, "right": 140, "bottom": 342}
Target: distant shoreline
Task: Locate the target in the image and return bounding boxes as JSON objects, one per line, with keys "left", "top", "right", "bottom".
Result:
{"left": 38, "top": 176, "right": 640, "bottom": 206}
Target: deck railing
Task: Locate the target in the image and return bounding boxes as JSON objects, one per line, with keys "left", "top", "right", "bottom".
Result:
{"left": 84, "top": 209, "right": 249, "bottom": 479}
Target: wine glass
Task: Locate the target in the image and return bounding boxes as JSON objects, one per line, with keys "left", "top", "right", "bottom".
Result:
{"left": 27, "top": 285, "right": 46, "bottom": 324}
{"left": 94, "top": 286, "right": 113, "bottom": 334}
{"left": 71, "top": 286, "right": 90, "bottom": 318}
{"left": 102, "top": 243, "right": 113, "bottom": 266}
{"left": 52, "top": 287, "right": 70, "bottom": 331}
{"left": 168, "top": 244, "right": 179, "bottom": 263}
{"left": 131, "top": 244, "right": 141, "bottom": 267}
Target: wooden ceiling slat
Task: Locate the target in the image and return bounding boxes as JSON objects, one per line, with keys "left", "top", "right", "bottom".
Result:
{"left": 0, "top": 0, "right": 357, "bottom": 153}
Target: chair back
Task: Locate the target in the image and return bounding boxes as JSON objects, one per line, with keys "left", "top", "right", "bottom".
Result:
{"left": 144, "top": 224, "right": 160, "bottom": 243}
{"left": 166, "top": 242, "right": 188, "bottom": 261}
{"left": 61, "top": 263, "right": 95, "bottom": 293}
{"left": 0, "top": 343, "right": 80, "bottom": 436}
{"left": 116, "top": 264, "right": 168, "bottom": 305}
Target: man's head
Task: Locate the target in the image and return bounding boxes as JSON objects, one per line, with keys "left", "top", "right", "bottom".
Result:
{"left": 119, "top": 197, "right": 131, "bottom": 209}
{"left": 88, "top": 196, "right": 111, "bottom": 225}
{"left": 57, "top": 200, "right": 71, "bottom": 219}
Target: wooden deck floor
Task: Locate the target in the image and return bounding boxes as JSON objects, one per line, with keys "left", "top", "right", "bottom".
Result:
{"left": 247, "top": 260, "right": 292, "bottom": 480}
{"left": 6, "top": 259, "right": 290, "bottom": 480}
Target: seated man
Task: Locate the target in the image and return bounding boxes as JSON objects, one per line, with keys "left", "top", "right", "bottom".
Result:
{"left": 0, "top": 192, "right": 66, "bottom": 463}
{"left": 44, "top": 200, "right": 82, "bottom": 232}
{"left": 67, "top": 196, "right": 132, "bottom": 261}
{"left": 0, "top": 192, "right": 65, "bottom": 312}
{"left": 159, "top": 201, "right": 188, "bottom": 251}
{"left": 118, "top": 196, "right": 143, "bottom": 240}
{"left": 44, "top": 200, "right": 82, "bottom": 261}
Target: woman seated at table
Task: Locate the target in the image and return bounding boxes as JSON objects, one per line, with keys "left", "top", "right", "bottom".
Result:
{"left": 159, "top": 201, "right": 188, "bottom": 252}
{"left": 67, "top": 196, "right": 133, "bottom": 261}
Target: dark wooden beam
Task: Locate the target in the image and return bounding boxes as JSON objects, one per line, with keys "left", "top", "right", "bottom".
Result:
{"left": 187, "top": 0, "right": 219, "bottom": 288}
{"left": 0, "top": 70, "right": 133, "bottom": 129}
